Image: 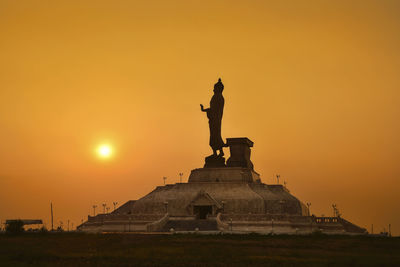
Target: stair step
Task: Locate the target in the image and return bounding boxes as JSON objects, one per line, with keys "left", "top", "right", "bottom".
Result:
{"left": 161, "top": 219, "right": 218, "bottom": 231}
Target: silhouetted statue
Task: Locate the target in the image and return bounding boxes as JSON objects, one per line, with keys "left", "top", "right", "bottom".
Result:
{"left": 200, "top": 78, "right": 226, "bottom": 158}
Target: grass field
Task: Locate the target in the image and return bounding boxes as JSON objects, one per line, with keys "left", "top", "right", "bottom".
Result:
{"left": 0, "top": 233, "right": 399, "bottom": 266}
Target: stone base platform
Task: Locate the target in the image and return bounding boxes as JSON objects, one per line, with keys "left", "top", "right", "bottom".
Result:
{"left": 188, "top": 167, "right": 261, "bottom": 183}
{"left": 77, "top": 213, "right": 366, "bottom": 235}
{"left": 77, "top": 173, "right": 366, "bottom": 235}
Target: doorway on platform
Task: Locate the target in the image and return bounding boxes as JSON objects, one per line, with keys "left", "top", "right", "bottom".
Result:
{"left": 194, "top": 205, "right": 212, "bottom": 219}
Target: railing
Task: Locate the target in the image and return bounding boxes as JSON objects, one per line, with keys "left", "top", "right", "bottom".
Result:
{"left": 314, "top": 217, "right": 339, "bottom": 224}
{"left": 146, "top": 213, "right": 169, "bottom": 232}
{"left": 220, "top": 214, "right": 308, "bottom": 222}
{"left": 87, "top": 214, "right": 164, "bottom": 222}
{"left": 337, "top": 217, "right": 367, "bottom": 233}
{"left": 216, "top": 213, "right": 229, "bottom": 231}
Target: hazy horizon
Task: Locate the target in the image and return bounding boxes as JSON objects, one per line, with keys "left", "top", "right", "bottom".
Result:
{"left": 1, "top": 0, "right": 399, "bottom": 235}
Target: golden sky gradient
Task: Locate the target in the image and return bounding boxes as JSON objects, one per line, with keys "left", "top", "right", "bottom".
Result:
{"left": 1, "top": 0, "right": 399, "bottom": 234}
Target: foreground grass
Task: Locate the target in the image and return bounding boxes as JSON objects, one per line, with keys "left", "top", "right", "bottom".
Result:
{"left": 0, "top": 233, "right": 399, "bottom": 266}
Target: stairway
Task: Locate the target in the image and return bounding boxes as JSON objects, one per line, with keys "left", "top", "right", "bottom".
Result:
{"left": 338, "top": 217, "right": 367, "bottom": 233}
{"left": 160, "top": 219, "right": 218, "bottom": 232}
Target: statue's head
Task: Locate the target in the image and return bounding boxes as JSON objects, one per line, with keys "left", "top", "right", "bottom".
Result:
{"left": 213, "top": 78, "right": 224, "bottom": 94}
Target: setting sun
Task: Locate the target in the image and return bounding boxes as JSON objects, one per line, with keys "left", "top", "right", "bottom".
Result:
{"left": 97, "top": 144, "right": 112, "bottom": 159}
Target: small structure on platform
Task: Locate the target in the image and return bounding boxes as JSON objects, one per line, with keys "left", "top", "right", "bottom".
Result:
{"left": 78, "top": 79, "right": 366, "bottom": 235}
{"left": 5, "top": 219, "right": 43, "bottom": 232}
{"left": 5, "top": 219, "right": 43, "bottom": 225}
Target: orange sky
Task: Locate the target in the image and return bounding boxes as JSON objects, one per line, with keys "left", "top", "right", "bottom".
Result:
{"left": 0, "top": 0, "right": 399, "bottom": 234}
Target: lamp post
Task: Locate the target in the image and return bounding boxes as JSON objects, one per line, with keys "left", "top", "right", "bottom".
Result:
{"left": 106, "top": 207, "right": 110, "bottom": 214}
{"left": 50, "top": 202, "right": 54, "bottom": 231}
{"left": 276, "top": 174, "right": 280, "bottom": 184}
{"left": 92, "top": 205, "right": 97, "bottom": 216}
{"left": 163, "top": 176, "right": 167, "bottom": 185}
{"left": 306, "top": 202, "right": 311, "bottom": 216}
{"left": 113, "top": 202, "right": 118, "bottom": 212}
{"left": 102, "top": 203, "right": 106, "bottom": 214}
{"left": 179, "top": 172, "right": 183, "bottom": 183}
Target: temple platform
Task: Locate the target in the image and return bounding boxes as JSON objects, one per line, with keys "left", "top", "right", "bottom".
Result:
{"left": 77, "top": 137, "right": 366, "bottom": 235}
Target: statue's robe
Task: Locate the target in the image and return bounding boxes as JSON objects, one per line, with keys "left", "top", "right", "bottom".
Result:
{"left": 207, "top": 92, "right": 225, "bottom": 151}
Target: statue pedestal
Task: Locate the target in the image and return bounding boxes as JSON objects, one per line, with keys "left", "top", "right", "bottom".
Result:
{"left": 203, "top": 137, "right": 254, "bottom": 169}
{"left": 204, "top": 155, "right": 226, "bottom": 168}
{"left": 226, "top": 138, "right": 254, "bottom": 170}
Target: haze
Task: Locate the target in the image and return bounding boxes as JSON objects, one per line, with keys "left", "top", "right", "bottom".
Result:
{"left": 0, "top": 0, "right": 399, "bottom": 234}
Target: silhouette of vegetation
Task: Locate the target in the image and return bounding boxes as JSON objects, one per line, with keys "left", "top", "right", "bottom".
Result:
{"left": 5, "top": 220, "right": 24, "bottom": 234}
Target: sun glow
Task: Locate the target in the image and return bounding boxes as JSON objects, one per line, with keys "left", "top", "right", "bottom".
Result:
{"left": 97, "top": 144, "right": 112, "bottom": 159}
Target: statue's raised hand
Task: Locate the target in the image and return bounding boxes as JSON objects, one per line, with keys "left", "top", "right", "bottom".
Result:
{"left": 200, "top": 104, "right": 204, "bottom": 111}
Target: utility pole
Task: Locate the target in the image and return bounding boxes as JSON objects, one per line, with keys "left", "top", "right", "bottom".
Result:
{"left": 92, "top": 205, "right": 97, "bottom": 216}
{"left": 179, "top": 172, "right": 183, "bottom": 183}
{"left": 113, "top": 202, "right": 118, "bottom": 212}
{"left": 50, "top": 202, "right": 54, "bottom": 231}
{"left": 276, "top": 174, "right": 280, "bottom": 184}
{"left": 163, "top": 176, "right": 167, "bottom": 185}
